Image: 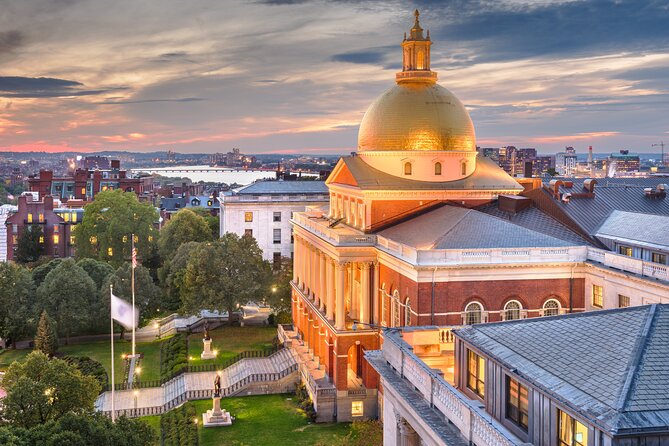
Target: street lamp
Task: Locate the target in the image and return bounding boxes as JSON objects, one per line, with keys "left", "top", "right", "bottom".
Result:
{"left": 133, "top": 390, "right": 139, "bottom": 410}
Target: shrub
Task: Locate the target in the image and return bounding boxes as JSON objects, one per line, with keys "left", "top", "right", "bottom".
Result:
{"left": 161, "top": 402, "right": 198, "bottom": 446}
{"left": 294, "top": 382, "right": 317, "bottom": 422}
{"left": 64, "top": 356, "right": 108, "bottom": 391}
{"left": 160, "top": 334, "right": 188, "bottom": 381}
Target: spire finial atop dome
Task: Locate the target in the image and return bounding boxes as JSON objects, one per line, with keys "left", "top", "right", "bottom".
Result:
{"left": 396, "top": 10, "right": 437, "bottom": 84}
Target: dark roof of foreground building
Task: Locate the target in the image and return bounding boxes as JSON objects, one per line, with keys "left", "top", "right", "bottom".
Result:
{"left": 378, "top": 205, "right": 575, "bottom": 249}
{"left": 337, "top": 156, "right": 523, "bottom": 191}
{"left": 234, "top": 180, "right": 328, "bottom": 195}
{"left": 596, "top": 210, "right": 669, "bottom": 250}
{"left": 455, "top": 305, "right": 669, "bottom": 435}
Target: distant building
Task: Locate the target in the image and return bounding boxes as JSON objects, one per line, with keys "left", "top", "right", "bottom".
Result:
{"left": 555, "top": 151, "right": 578, "bottom": 176}
{"left": 477, "top": 147, "right": 500, "bottom": 163}
{"left": 28, "top": 159, "right": 141, "bottom": 202}
{"left": 609, "top": 150, "right": 640, "bottom": 173}
{"left": 209, "top": 148, "right": 258, "bottom": 168}
{"left": 532, "top": 155, "right": 555, "bottom": 176}
{"left": 499, "top": 146, "right": 517, "bottom": 175}
{"left": 81, "top": 156, "right": 110, "bottom": 170}
{"left": 219, "top": 181, "right": 328, "bottom": 264}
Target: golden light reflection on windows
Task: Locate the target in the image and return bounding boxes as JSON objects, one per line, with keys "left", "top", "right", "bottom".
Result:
{"left": 467, "top": 349, "right": 485, "bottom": 398}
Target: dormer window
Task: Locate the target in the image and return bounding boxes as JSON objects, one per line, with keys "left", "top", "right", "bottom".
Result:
{"left": 404, "top": 162, "right": 412, "bottom": 175}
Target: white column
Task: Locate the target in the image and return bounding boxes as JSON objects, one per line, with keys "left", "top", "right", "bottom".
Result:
{"left": 372, "top": 261, "right": 379, "bottom": 324}
{"left": 399, "top": 419, "right": 419, "bottom": 446}
{"left": 360, "top": 262, "right": 371, "bottom": 324}
{"left": 335, "top": 262, "right": 345, "bottom": 330}
{"left": 326, "top": 258, "right": 334, "bottom": 321}
{"left": 309, "top": 245, "right": 315, "bottom": 298}
{"left": 319, "top": 252, "right": 326, "bottom": 312}
{"left": 294, "top": 237, "right": 301, "bottom": 286}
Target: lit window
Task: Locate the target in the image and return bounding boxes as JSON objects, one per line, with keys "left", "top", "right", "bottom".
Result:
{"left": 102, "top": 186, "right": 108, "bottom": 191}
{"left": 53, "top": 235, "right": 59, "bottom": 244}
{"left": 652, "top": 252, "right": 667, "bottom": 264}
{"left": 81, "top": 188, "right": 86, "bottom": 195}
{"left": 404, "top": 298, "right": 411, "bottom": 326}
{"left": 148, "top": 235, "right": 153, "bottom": 242}
{"left": 63, "top": 213, "right": 70, "bottom": 222}
{"left": 543, "top": 299, "right": 561, "bottom": 317}
{"left": 592, "top": 285, "right": 603, "bottom": 308}
{"left": 39, "top": 236, "right": 44, "bottom": 244}
{"left": 618, "top": 294, "right": 630, "bottom": 308}
{"left": 434, "top": 162, "right": 442, "bottom": 175}
{"left": 506, "top": 376, "right": 529, "bottom": 430}
{"left": 70, "top": 235, "right": 75, "bottom": 245}
{"left": 27, "top": 214, "right": 33, "bottom": 223}
{"left": 244, "top": 212, "right": 253, "bottom": 222}
{"left": 90, "top": 236, "right": 97, "bottom": 244}
{"left": 504, "top": 300, "right": 522, "bottom": 321}
{"left": 244, "top": 229, "right": 253, "bottom": 237}
{"left": 467, "top": 349, "right": 485, "bottom": 398}
{"left": 404, "top": 162, "right": 412, "bottom": 175}
{"left": 618, "top": 245, "right": 633, "bottom": 256}
{"left": 71, "top": 213, "right": 77, "bottom": 223}
{"left": 558, "top": 410, "right": 588, "bottom": 446}
{"left": 133, "top": 235, "right": 139, "bottom": 243}
{"left": 38, "top": 213, "right": 44, "bottom": 223}
{"left": 351, "top": 401, "right": 364, "bottom": 417}
{"left": 465, "top": 302, "right": 483, "bottom": 325}
{"left": 273, "top": 212, "right": 281, "bottom": 222}
{"left": 53, "top": 226, "right": 59, "bottom": 233}
{"left": 123, "top": 235, "right": 128, "bottom": 243}
{"left": 273, "top": 228, "right": 281, "bottom": 244}
{"left": 12, "top": 236, "right": 17, "bottom": 245}
{"left": 107, "top": 247, "right": 113, "bottom": 256}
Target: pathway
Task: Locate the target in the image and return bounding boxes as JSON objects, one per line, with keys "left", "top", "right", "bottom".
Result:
{"left": 95, "top": 348, "right": 296, "bottom": 417}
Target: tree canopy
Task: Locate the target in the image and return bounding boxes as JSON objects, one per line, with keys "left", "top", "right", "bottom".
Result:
{"left": 0, "top": 262, "right": 35, "bottom": 348}
{"left": 75, "top": 258, "right": 114, "bottom": 291}
{"left": 158, "top": 208, "right": 212, "bottom": 260}
{"left": 180, "top": 233, "right": 272, "bottom": 320}
{"left": 37, "top": 259, "right": 96, "bottom": 343}
{"left": 159, "top": 241, "right": 201, "bottom": 312}
{"left": 73, "top": 190, "right": 158, "bottom": 266}
{"left": 34, "top": 311, "right": 58, "bottom": 357}
{"left": 0, "top": 351, "right": 100, "bottom": 429}
{"left": 103, "top": 262, "right": 162, "bottom": 321}
{"left": 14, "top": 224, "right": 45, "bottom": 264}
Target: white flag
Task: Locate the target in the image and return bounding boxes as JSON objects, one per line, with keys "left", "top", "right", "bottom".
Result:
{"left": 111, "top": 292, "right": 137, "bottom": 329}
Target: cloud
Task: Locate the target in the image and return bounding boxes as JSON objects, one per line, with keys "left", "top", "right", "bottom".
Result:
{"left": 99, "top": 97, "right": 205, "bottom": 105}
{"left": 331, "top": 47, "right": 393, "bottom": 65}
{"left": 0, "top": 76, "right": 116, "bottom": 98}
{"left": 0, "top": 31, "right": 23, "bottom": 55}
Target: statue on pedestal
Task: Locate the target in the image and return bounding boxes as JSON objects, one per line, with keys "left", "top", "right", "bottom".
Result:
{"left": 203, "top": 321, "right": 211, "bottom": 340}
{"left": 203, "top": 372, "right": 232, "bottom": 427}
{"left": 214, "top": 373, "right": 221, "bottom": 397}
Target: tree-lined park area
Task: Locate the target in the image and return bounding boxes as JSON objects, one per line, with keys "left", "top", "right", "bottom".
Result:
{"left": 0, "top": 190, "right": 364, "bottom": 445}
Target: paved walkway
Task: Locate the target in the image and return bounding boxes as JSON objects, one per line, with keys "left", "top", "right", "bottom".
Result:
{"left": 95, "top": 348, "right": 295, "bottom": 413}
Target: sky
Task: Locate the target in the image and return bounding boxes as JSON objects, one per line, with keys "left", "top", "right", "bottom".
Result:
{"left": 1, "top": 0, "right": 669, "bottom": 155}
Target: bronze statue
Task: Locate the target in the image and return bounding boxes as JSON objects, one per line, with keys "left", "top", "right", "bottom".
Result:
{"left": 214, "top": 373, "right": 221, "bottom": 397}
{"left": 204, "top": 321, "right": 210, "bottom": 340}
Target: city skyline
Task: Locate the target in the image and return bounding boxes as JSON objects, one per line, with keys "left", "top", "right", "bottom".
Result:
{"left": 1, "top": 0, "right": 669, "bottom": 154}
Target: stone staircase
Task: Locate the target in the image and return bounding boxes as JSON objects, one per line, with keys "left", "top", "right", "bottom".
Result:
{"left": 95, "top": 348, "right": 298, "bottom": 418}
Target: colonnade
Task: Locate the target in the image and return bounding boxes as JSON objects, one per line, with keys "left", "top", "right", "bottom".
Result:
{"left": 328, "top": 193, "right": 366, "bottom": 230}
{"left": 293, "top": 235, "right": 374, "bottom": 331}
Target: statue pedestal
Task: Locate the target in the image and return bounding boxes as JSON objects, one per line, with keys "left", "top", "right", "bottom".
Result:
{"left": 201, "top": 338, "right": 216, "bottom": 360}
{"left": 202, "top": 395, "right": 232, "bottom": 427}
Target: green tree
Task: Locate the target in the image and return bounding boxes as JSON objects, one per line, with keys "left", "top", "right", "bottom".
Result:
{"left": 1, "top": 351, "right": 100, "bottom": 429}
{"left": 191, "top": 207, "right": 219, "bottom": 239}
{"left": 267, "top": 256, "right": 293, "bottom": 323}
{"left": 32, "top": 258, "right": 63, "bottom": 288}
{"left": 15, "top": 224, "right": 45, "bottom": 263}
{"left": 181, "top": 234, "right": 272, "bottom": 322}
{"left": 159, "top": 241, "right": 201, "bottom": 311}
{"left": 37, "top": 259, "right": 96, "bottom": 344}
{"left": 0, "top": 262, "right": 35, "bottom": 348}
{"left": 159, "top": 208, "right": 213, "bottom": 259}
{"left": 103, "top": 263, "right": 162, "bottom": 322}
{"left": 34, "top": 311, "right": 58, "bottom": 356}
{"left": 546, "top": 167, "right": 558, "bottom": 177}
{"left": 73, "top": 190, "right": 158, "bottom": 266}
{"left": 76, "top": 258, "right": 114, "bottom": 290}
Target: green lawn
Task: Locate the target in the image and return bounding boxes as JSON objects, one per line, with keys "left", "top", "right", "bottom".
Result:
{"left": 141, "top": 394, "right": 351, "bottom": 446}
{"left": 0, "top": 348, "right": 30, "bottom": 371}
{"left": 187, "top": 326, "right": 277, "bottom": 366}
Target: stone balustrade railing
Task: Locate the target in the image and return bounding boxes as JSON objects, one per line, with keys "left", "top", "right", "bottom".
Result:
{"left": 382, "top": 330, "right": 524, "bottom": 446}
{"left": 292, "top": 213, "right": 376, "bottom": 247}
{"left": 587, "top": 248, "right": 668, "bottom": 282}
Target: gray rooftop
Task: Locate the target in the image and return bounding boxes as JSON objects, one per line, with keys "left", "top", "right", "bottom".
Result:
{"left": 596, "top": 210, "right": 669, "bottom": 250}
{"left": 337, "top": 156, "right": 523, "bottom": 191}
{"left": 455, "top": 305, "right": 669, "bottom": 435}
{"left": 235, "top": 180, "right": 327, "bottom": 195}
{"left": 378, "top": 205, "right": 575, "bottom": 250}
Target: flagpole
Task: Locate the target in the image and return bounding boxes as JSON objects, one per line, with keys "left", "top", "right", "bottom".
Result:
{"left": 131, "top": 233, "right": 136, "bottom": 358}
{"left": 110, "top": 284, "right": 115, "bottom": 422}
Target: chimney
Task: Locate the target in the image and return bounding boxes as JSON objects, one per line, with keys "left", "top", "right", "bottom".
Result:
{"left": 111, "top": 159, "right": 121, "bottom": 169}
{"left": 43, "top": 195, "right": 54, "bottom": 211}
{"left": 583, "top": 178, "right": 597, "bottom": 194}
{"left": 587, "top": 146, "right": 593, "bottom": 167}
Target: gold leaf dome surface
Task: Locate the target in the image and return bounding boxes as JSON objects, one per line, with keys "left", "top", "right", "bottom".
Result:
{"left": 357, "top": 81, "right": 476, "bottom": 152}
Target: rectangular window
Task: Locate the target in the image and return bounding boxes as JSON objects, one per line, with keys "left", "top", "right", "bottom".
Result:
{"left": 351, "top": 401, "right": 364, "bottom": 417}
{"left": 651, "top": 252, "right": 667, "bottom": 264}
{"left": 63, "top": 213, "right": 70, "bottom": 222}
{"left": 81, "top": 187, "right": 86, "bottom": 195}
{"left": 467, "top": 349, "right": 485, "bottom": 398}
{"left": 12, "top": 235, "right": 17, "bottom": 245}
{"left": 592, "top": 285, "right": 603, "bottom": 308}
{"left": 273, "top": 212, "right": 281, "bottom": 222}
{"left": 273, "top": 252, "right": 281, "bottom": 268}
{"left": 558, "top": 410, "right": 588, "bottom": 446}
{"left": 38, "top": 213, "right": 44, "bottom": 223}
{"left": 618, "top": 245, "right": 633, "bottom": 256}
{"left": 244, "top": 212, "right": 253, "bottom": 222}
{"left": 12, "top": 224, "right": 17, "bottom": 234}
{"left": 70, "top": 235, "right": 75, "bottom": 245}
{"left": 244, "top": 229, "right": 253, "bottom": 237}
{"left": 506, "top": 376, "right": 529, "bottom": 430}
{"left": 618, "top": 294, "right": 630, "bottom": 308}
{"left": 53, "top": 235, "right": 59, "bottom": 244}
{"left": 53, "top": 226, "right": 59, "bottom": 233}
{"left": 39, "top": 236, "right": 44, "bottom": 244}
{"left": 273, "top": 228, "right": 281, "bottom": 244}
{"left": 27, "top": 213, "right": 33, "bottom": 223}
{"left": 71, "top": 213, "right": 77, "bottom": 223}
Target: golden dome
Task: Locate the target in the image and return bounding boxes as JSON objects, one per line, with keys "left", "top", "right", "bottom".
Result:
{"left": 358, "top": 82, "right": 476, "bottom": 152}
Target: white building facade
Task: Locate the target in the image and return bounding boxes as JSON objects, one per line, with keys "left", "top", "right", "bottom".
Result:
{"left": 219, "top": 181, "right": 328, "bottom": 263}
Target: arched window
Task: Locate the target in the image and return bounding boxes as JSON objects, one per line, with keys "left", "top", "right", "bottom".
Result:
{"left": 404, "top": 162, "right": 412, "bottom": 176}
{"left": 434, "top": 162, "right": 442, "bottom": 176}
{"left": 465, "top": 302, "right": 483, "bottom": 325}
{"left": 461, "top": 160, "right": 467, "bottom": 176}
{"left": 392, "top": 290, "right": 401, "bottom": 327}
{"left": 504, "top": 300, "right": 522, "bottom": 321}
{"left": 404, "top": 298, "right": 411, "bottom": 326}
{"left": 416, "top": 51, "right": 425, "bottom": 70}
{"left": 543, "top": 299, "right": 561, "bottom": 317}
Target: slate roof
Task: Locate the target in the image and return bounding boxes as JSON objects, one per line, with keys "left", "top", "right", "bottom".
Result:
{"left": 536, "top": 178, "right": 669, "bottom": 236}
{"left": 160, "top": 197, "right": 187, "bottom": 212}
{"left": 378, "top": 205, "right": 575, "bottom": 249}
{"left": 337, "top": 156, "right": 523, "bottom": 191}
{"left": 455, "top": 305, "right": 669, "bottom": 435}
{"left": 234, "top": 180, "right": 327, "bottom": 195}
{"left": 477, "top": 202, "right": 592, "bottom": 246}
{"left": 186, "top": 195, "right": 219, "bottom": 210}
{"left": 596, "top": 210, "right": 669, "bottom": 250}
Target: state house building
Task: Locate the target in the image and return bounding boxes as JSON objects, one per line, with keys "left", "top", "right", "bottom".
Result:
{"left": 283, "top": 11, "right": 669, "bottom": 423}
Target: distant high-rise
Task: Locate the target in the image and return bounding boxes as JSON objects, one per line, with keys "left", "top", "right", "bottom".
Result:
{"left": 587, "top": 145, "right": 594, "bottom": 169}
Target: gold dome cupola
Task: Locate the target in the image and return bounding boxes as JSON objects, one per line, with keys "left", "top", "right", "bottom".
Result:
{"left": 396, "top": 10, "right": 437, "bottom": 84}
